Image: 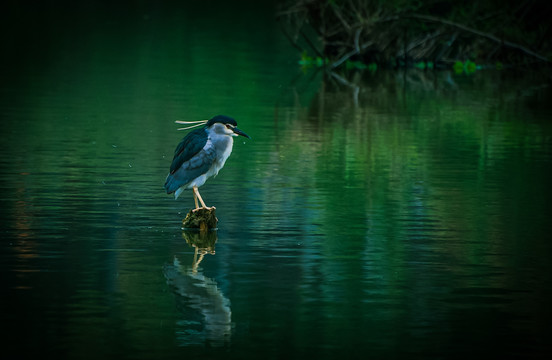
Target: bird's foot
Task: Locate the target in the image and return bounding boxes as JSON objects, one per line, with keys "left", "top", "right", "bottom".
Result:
{"left": 192, "top": 206, "right": 216, "bottom": 213}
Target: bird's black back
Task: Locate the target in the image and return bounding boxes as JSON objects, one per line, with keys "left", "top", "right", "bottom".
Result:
{"left": 169, "top": 127, "right": 208, "bottom": 174}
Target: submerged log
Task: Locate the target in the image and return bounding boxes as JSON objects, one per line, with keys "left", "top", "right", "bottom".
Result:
{"left": 182, "top": 208, "right": 218, "bottom": 231}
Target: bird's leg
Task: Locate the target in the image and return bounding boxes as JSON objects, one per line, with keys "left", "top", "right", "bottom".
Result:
{"left": 193, "top": 190, "right": 199, "bottom": 210}
{"left": 193, "top": 186, "right": 213, "bottom": 211}
{"left": 193, "top": 186, "right": 207, "bottom": 208}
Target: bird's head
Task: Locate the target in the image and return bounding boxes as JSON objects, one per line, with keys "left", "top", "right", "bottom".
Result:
{"left": 207, "top": 115, "right": 251, "bottom": 139}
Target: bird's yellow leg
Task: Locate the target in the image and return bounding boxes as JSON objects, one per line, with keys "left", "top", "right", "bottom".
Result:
{"left": 193, "top": 186, "right": 208, "bottom": 209}
{"left": 193, "top": 189, "right": 199, "bottom": 209}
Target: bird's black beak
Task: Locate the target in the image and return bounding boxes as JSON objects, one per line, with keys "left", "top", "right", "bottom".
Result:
{"left": 233, "top": 127, "right": 251, "bottom": 139}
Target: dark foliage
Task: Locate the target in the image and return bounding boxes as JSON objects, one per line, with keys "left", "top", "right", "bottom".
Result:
{"left": 277, "top": 0, "right": 551, "bottom": 69}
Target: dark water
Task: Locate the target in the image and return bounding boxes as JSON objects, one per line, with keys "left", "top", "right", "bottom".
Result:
{"left": 2, "top": 2, "right": 552, "bottom": 359}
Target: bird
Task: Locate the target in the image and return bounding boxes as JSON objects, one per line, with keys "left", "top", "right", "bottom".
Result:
{"left": 164, "top": 115, "right": 250, "bottom": 210}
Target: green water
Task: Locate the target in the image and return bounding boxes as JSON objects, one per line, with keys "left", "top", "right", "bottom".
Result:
{"left": 2, "top": 2, "right": 552, "bottom": 359}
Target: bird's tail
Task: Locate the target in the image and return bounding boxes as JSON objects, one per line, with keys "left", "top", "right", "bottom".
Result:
{"left": 164, "top": 173, "right": 184, "bottom": 200}
{"left": 164, "top": 173, "right": 177, "bottom": 194}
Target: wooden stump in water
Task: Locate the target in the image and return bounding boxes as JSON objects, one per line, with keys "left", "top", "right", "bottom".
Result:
{"left": 182, "top": 208, "right": 218, "bottom": 231}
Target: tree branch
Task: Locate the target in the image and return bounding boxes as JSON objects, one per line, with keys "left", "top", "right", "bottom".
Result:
{"left": 330, "top": 41, "right": 373, "bottom": 69}
{"left": 408, "top": 13, "right": 549, "bottom": 62}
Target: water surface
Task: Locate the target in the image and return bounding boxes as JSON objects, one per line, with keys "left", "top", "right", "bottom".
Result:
{"left": 2, "top": 2, "right": 552, "bottom": 359}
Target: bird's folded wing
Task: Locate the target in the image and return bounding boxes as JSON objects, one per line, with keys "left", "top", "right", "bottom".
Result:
{"left": 164, "top": 146, "right": 216, "bottom": 193}
{"left": 170, "top": 128, "right": 208, "bottom": 174}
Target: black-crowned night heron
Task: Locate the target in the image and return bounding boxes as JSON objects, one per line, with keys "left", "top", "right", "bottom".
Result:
{"left": 164, "top": 115, "right": 250, "bottom": 210}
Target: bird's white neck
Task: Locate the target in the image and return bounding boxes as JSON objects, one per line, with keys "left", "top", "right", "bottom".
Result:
{"left": 209, "top": 133, "right": 234, "bottom": 172}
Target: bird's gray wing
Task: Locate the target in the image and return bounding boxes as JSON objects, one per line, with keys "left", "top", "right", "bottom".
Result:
{"left": 164, "top": 145, "right": 216, "bottom": 194}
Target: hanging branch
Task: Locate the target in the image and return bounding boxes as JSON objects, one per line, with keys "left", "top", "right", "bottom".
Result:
{"left": 278, "top": 18, "right": 307, "bottom": 53}
{"left": 330, "top": 41, "right": 373, "bottom": 69}
{"left": 407, "top": 13, "right": 550, "bottom": 62}
{"left": 300, "top": 29, "right": 324, "bottom": 58}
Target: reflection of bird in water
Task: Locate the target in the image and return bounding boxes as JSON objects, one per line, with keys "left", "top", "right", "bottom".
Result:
{"left": 164, "top": 115, "right": 250, "bottom": 210}
{"left": 163, "top": 235, "right": 231, "bottom": 347}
